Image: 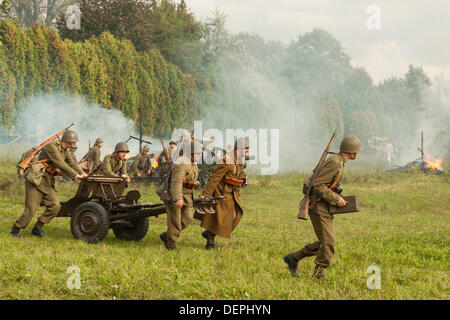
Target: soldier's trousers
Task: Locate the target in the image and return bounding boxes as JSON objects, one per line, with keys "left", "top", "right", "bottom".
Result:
{"left": 293, "top": 211, "right": 336, "bottom": 268}
{"left": 14, "top": 180, "right": 61, "bottom": 229}
{"left": 164, "top": 201, "right": 193, "bottom": 248}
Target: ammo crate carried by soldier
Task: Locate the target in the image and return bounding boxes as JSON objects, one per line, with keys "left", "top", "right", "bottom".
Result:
{"left": 11, "top": 130, "right": 87, "bottom": 238}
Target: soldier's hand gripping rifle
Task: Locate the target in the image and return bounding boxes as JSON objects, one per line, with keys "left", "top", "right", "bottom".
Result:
{"left": 17, "top": 123, "right": 74, "bottom": 173}
{"left": 297, "top": 123, "right": 339, "bottom": 220}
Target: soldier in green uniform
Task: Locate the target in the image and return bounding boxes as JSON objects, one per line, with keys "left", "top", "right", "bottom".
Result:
{"left": 198, "top": 137, "right": 249, "bottom": 249}
{"left": 129, "top": 145, "right": 153, "bottom": 177}
{"left": 87, "top": 138, "right": 103, "bottom": 173}
{"left": 10, "top": 130, "right": 87, "bottom": 238}
{"left": 159, "top": 141, "right": 202, "bottom": 250}
{"left": 101, "top": 142, "right": 131, "bottom": 183}
{"left": 283, "top": 135, "right": 362, "bottom": 280}
{"left": 157, "top": 141, "right": 177, "bottom": 177}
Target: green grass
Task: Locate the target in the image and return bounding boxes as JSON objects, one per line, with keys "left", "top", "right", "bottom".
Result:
{"left": 0, "top": 160, "right": 448, "bottom": 299}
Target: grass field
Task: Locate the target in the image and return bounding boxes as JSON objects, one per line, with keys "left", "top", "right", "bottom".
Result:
{"left": 0, "top": 160, "right": 448, "bottom": 300}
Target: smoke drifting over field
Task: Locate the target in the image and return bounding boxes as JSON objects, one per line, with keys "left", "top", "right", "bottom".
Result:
{"left": 0, "top": 93, "right": 153, "bottom": 159}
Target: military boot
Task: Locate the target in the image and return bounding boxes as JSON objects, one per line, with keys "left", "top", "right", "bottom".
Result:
{"left": 159, "top": 232, "right": 174, "bottom": 250}
{"left": 202, "top": 230, "right": 216, "bottom": 250}
{"left": 312, "top": 265, "right": 326, "bottom": 280}
{"left": 31, "top": 224, "right": 45, "bottom": 237}
{"left": 10, "top": 225, "right": 22, "bottom": 238}
{"left": 283, "top": 253, "right": 299, "bottom": 277}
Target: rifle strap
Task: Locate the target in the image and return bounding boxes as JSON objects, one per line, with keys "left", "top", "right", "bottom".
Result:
{"left": 308, "top": 172, "right": 342, "bottom": 209}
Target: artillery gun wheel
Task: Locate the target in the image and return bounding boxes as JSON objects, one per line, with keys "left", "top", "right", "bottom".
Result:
{"left": 71, "top": 202, "right": 110, "bottom": 244}
{"left": 112, "top": 217, "right": 149, "bottom": 241}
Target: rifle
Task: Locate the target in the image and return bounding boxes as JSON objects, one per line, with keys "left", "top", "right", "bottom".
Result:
{"left": 78, "top": 140, "right": 91, "bottom": 165}
{"left": 297, "top": 123, "right": 339, "bottom": 220}
{"left": 17, "top": 123, "right": 74, "bottom": 171}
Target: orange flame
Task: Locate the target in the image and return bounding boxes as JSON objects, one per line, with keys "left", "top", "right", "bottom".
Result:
{"left": 425, "top": 157, "right": 443, "bottom": 170}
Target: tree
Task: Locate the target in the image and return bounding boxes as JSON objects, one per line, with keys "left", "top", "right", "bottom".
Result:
{"left": 404, "top": 64, "right": 431, "bottom": 111}
{"left": 0, "top": 0, "right": 76, "bottom": 28}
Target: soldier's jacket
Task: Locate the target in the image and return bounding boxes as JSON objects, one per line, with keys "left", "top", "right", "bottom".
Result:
{"left": 129, "top": 153, "right": 151, "bottom": 175}
{"left": 169, "top": 155, "right": 199, "bottom": 206}
{"left": 36, "top": 140, "right": 84, "bottom": 193}
{"left": 157, "top": 149, "right": 171, "bottom": 175}
{"left": 303, "top": 153, "right": 345, "bottom": 215}
{"left": 101, "top": 153, "right": 127, "bottom": 177}
{"left": 87, "top": 146, "right": 101, "bottom": 170}
{"left": 199, "top": 153, "right": 247, "bottom": 238}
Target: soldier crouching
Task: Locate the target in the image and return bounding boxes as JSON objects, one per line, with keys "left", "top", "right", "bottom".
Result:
{"left": 10, "top": 130, "right": 87, "bottom": 238}
{"left": 100, "top": 142, "right": 131, "bottom": 183}
{"left": 159, "top": 141, "right": 202, "bottom": 250}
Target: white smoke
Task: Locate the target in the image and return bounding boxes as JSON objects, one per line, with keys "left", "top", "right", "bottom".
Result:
{"left": 2, "top": 92, "right": 157, "bottom": 159}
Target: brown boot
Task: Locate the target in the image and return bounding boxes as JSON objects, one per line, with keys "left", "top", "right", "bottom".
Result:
{"left": 10, "top": 225, "right": 22, "bottom": 238}
{"left": 312, "top": 265, "right": 326, "bottom": 280}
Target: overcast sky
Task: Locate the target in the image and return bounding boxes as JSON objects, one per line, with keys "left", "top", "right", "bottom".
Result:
{"left": 187, "top": 0, "right": 450, "bottom": 83}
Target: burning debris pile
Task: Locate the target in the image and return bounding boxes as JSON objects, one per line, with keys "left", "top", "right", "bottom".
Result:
{"left": 387, "top": 131, "right": 444, "bottom": 175}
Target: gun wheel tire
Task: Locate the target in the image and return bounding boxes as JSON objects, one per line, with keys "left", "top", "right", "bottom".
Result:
{"left": 71, "top": 202, "right": 110, "bottom": 244}
{"left": 112, "top": 217, "right": 149, "bottom": 241}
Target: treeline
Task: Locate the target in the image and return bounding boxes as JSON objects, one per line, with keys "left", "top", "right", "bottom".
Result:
{"left": 0, "top": 19, "right": 198, "bottom": 136}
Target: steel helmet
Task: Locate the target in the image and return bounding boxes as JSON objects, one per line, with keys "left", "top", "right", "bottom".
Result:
{"left": 340, "top": 135, "right": 362, "bottom": 153}
{"left": 142, "top": 145, "right": 150, "bottom": 152}
{"left": 234, "top": 137, "right": 250, "bottom": 149}
{"left": 95, "top": 138, "right": 103, "bottom": 146}
{"left": 61, "top": 130, "right": 79, "bottom": 143}
{"left": 114, "top": 142, "right": 130, "bottom": 153}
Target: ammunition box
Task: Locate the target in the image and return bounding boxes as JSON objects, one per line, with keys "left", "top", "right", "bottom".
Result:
{"left": 329, "top": 195, "right": 360, "bottom": 214}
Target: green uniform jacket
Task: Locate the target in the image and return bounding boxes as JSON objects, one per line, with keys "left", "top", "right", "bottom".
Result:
{"left": 200, "top": 153, "right": 246, "bottom": 238}
{"left": 37, "top": 140, "right": 84, "bottom": 193}
{"left": 101, "top": 153, "right": 127, "bottom": 177}
{"left": 129, "top": 153, "right": 151, "bottom": 176}
{"left": 87, "top": 146, "right": 101, "bottom": 169}
{"left": 304, "top": 153, "right": 345, "bottom": 215}
{"left": 169, "top": 155, "right": 199, "bottom": 206}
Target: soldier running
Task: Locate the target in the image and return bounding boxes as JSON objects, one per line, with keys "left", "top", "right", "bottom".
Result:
{"left": 10, "top": 130, "right": 87, "bottom": 238}
{"left": 159, "top": 141, "right": 202, "bottom": 250}
{"left": 197, "top": 137, "right": 249, "bottom": 249}
{"left": 283, "top": 135, "right": 362, "bottom": 280}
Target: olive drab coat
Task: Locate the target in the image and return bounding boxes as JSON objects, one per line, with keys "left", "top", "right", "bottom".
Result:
{"left": 101, "top": 153, "right": 127, "bottom": 177}
{"left": 169, "top": 155, "right": 199, "bottom": 206}
{"left": 303, "top": 153, "right": 345, "bottom": 215}
{"left": 37, "top": 140, "right": 84, "bottom": 192}
{"left": 87, "top": 146, "right": 101, "bottom": 171}
{"left": 199, "top": 153, "right": 246, "bottom": 239}
{"left": 14, "top": 140, "right": 84, "bottom": 229}
{"left": 129, "top": 153, "right": 152, "bottom": 176}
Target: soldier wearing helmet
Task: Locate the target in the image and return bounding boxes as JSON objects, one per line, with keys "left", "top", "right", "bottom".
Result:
{"left": 283, "top": 135, "right": 362, "bottom": 280}
{"left": 100, "top": 142, "right": 130, "bottom": 183}
{"left": 87, "top": 138, "right": 103, "bottom": 172}
{"left": 197, "top": 137, "right": 250, "bottom": 250}
{"left": 10, "top": 130, "right": 87, "bottom": 238}
{"left": 159, "top": 140, "right": 202, "bottom": 250}
{"left": 129, "top": 145, "right": 153, "bottom": 177}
